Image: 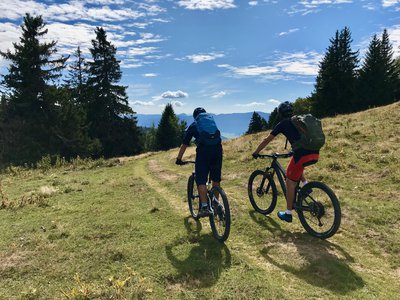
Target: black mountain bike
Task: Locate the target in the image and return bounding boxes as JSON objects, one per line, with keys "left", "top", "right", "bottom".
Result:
{"left": 248, "top": 152, "right": 341, "bottom": 239}
{"left": 182, "top": 161, "right": 231, "bottom": 242}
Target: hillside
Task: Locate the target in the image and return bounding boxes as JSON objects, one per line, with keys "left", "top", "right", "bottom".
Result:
{"left": 0, "top": 102, "right": 399, "bottom": 299}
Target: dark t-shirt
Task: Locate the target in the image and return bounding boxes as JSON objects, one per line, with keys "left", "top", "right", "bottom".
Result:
{"left": 271, "top": 118, "right": 319, "bottom": 161}
{"left": 182, "top": 122, "right": 199, "bottom": 145}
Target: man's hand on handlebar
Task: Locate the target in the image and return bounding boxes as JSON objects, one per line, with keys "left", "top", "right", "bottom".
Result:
{"left": 175, "top": 158, "right": 185, "bottom": 165}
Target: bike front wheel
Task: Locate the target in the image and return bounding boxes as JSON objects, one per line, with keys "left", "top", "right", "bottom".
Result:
{"left": 209, "top": 186, "right": 231, "bottom": 242}
{"left": 187, "top": 174, "right": 200, "bottom": 220}
{"left": 248, "top": 169, "right": 278, "bottom": 215}
{"left": 296, "top": 181, "right": 341, "bottom": 239}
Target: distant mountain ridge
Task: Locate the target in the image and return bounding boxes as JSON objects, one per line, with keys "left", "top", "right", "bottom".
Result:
{"left": 136, "top": 112, "right": 270, "bottom": 138}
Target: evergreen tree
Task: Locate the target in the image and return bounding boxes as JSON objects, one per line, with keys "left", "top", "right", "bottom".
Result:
{"left": 379, "top": 30, "right": 400, "bottom": 105}
{"left": 86, "top": 27, "right": 141, "bottom": 157}
{"left": 0, "top": 14, "right": 67, "bottom": 164}
{"left": 143, "top": 123, "right": 157, "bottom": 151}
{"left": 65, "top": 46, "right": 89, "bottom": 106}
{"left": 267, "top": 107, "right": 279, "bottom": 129}
{"left": 357, "top": 30, "right": 399, "bottom": 109}
{"left": 395, "top": 57, "right": 400, "bottom": 101}
{"left": 246, "top": 111, "right": 266, "bottom": 134}
{"left": 155, "top": 103, "right": 182, "bottom": 151}
{"left": 313, "top": 27, "right": 359, "bottom": 117}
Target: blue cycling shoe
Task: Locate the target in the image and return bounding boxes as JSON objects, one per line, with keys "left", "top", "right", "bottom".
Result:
{"left": 277, "top": 211, "right": 292, "bottom": 223}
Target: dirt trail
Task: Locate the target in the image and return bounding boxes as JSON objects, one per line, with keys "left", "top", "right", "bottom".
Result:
{"left": 132, "top": 156, "right": 279, "bottom": 273}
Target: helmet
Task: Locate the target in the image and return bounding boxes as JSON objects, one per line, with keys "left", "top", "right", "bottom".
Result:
{"left": 278, "top": 101, "right": 294, "bottom": 118}
{"left": 193, "top": 107, "right": 206, "bottom": 119}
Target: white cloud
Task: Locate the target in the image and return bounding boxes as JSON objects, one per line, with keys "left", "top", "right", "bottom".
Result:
{"left": 278, "top": 28, "right": 300, "bottom": 36}
{"left": 0, "top": 0, "right": 155, "bottom": 22}
{"left": 186, "top": 52, "right": 225, "bottom": 63}
{"left": 218, "top": 64, "right": 279, "bottom": 77}
{"left": 288, "top": 0, "right": 353, "bottom": 15}
{"left": 267, "top": 99, "right": 281, "bottom": 105}
{"left": 387, "top": 25, "right": 400, "bottom": 57}
{"left": 132, "top": 100, "right": 155, "bottom": 106}
{"left": 382, "top": 0, "right": 400, "bottom": 8}
{"left": 178, "top": 0, "right": 236, "bottom": 10}
{"left": 142, "top": 73, "right": 159, "bottom": 77}
{"left": 121, "top": 47, "right": 158, "bottom": 56}
{"left": 131, "top": 32, "right": 165, "bottom": 45}
{"left": 218, "top": 51, "right": 321, "bottom": 81}
{"left": 45, "top": 22, "right": 95, "bottom": 55}
{"left": 234, "top": 102, "right": 266, "bottom": 107}
{"left": 211, "top": 91, "right": 227, "bottom": 98}
{"left": 171, "top": 100, "right": 185, "bottom": 107}
{"left": 153, "top": 90, "right": 189, "bottom": 101}
{"left": 0, "top": 22, "right": 20, "bottom": 53}
{"left": 274, "top": 51, "right": 322, "bottom": 76}
{"left": 249, "top": 1, "right": 258, "bottom": 6}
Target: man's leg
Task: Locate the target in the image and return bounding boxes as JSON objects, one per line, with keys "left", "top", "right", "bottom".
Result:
{"left": 285, "top": 177, "right": 297, "bottom": 210}
{"left": 212, "top": 181, "right": 220, "bottom": 199}
{"left": 197, "top": 184, "right": 208, "bottom": 204}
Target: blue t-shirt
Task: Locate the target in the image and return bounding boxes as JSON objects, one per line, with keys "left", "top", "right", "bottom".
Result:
{"left": 271, "top": 118, "right": 319, "bottom": 161}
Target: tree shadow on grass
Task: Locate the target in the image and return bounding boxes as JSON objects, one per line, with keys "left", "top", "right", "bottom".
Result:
{"left": 164, "top": 217, "right": 231, "bottom": 289}
{"left": 249, "top": 210, "right": 365, "bottom": 294}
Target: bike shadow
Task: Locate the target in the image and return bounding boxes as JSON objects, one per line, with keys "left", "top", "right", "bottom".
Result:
{"left": 249, "top": 210, "right": 284, "bottom": 236}
{"left": 251, "top": 213, "right": 365, "bottom": 294}
{"left": 164, "top": 216, "right": 232, "bottom": 289}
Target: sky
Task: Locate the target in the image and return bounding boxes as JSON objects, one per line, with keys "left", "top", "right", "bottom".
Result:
{"left": 0, "top": 0, "right": 400, "bottom": 115}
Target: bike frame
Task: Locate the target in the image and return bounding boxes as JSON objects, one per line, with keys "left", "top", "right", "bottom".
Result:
{"left": 259, "top": 152, "right": 296, "bottom": 199}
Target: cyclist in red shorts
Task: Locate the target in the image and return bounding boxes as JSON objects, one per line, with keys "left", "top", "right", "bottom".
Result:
{"left": 251, "top": 101, "right": 319, "bottom": 223}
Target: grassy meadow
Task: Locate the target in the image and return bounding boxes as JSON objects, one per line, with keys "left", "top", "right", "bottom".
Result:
{"left": 0, "top": 102, "right": 399, "bottom": 299}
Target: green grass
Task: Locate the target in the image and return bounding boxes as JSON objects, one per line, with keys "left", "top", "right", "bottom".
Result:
{"left": 0, "top": 102, "right": 399, "bottom": 299}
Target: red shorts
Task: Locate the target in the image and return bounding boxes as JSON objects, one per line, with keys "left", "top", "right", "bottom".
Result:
{"left": 286, "top": 154, "right": 320, "bottom": 182}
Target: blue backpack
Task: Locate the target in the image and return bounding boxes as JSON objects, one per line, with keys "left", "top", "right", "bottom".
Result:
{"left": 195, "top": 113, "right": 221, "bottom": 146}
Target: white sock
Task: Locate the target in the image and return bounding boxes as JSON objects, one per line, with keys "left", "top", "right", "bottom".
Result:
{"left": 285, "top": 209, "right": 292, "bottom": 215}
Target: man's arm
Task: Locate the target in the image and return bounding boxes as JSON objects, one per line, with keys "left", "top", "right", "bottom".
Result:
{"left": 177, "top": 144, "right": 188, "bottom": 160}
{"left": 253, "top": 134, "right": 275, "bottom": 156}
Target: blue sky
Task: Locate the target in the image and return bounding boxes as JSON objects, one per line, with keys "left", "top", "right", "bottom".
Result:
{"left": 0, "top": 0, "right": 400, "bottom": 115}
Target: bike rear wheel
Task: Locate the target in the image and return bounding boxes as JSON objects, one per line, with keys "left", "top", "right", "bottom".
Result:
{"left": 209, "top": 186, "right": 231, "bottom": 242}
{"left": 187, "top": 174, "right": 200, "bottom": 220}
{"left": 296, "top": 181, "right": 341, "bottom": 239}
{"left": 248, "top": 169, "right": 278, "bottom": 215}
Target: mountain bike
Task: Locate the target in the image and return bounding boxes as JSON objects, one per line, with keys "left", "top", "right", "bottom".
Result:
{"left": 248, "top": 152, "right": 341, "bottom": 239}
{"left": 182, "top": 161, "right": 231, "bottom": 242}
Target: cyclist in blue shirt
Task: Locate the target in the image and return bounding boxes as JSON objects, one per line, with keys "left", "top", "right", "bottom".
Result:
{"left": 176, "top": 107, "right": 223, "bottom": 217}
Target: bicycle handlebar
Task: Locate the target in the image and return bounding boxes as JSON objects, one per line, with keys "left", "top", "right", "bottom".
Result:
{"left": 258, "top": 152, "right": 293, "bottom": 159}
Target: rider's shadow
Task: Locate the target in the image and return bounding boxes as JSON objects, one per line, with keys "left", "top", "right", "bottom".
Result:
{"left": 260, "top": 233, "right": 364, "bottom": 294}
{"left": 249, "top": 210, "right": 285, "bottom": 236}
{"left": 165, "top": 217, "right": 232, "bottom": 288}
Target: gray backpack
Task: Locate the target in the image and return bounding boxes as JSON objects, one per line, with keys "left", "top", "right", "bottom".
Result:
{"left": 291, "top": 114, "right": 325, "bottom": 151}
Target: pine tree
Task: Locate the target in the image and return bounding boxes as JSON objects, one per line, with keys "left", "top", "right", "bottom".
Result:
{"left": 65, "top": 46, "right": 89, "bottom": 106}
{"left": 357, "top": 30, "right": 399, "bottom": 109}
{"left": 0, "top": 14, "right": 68, "bottom": 164}
{"left": 395, "top": 57, "right": 400, "bottom": 101}
{"left": 86, "top": 27, "right": 141, "bottom": 157}
{"left": 267, "top": 107, "right": 279, "bottom": 129}
{"left": 313, "top": 27, "right": 359, "bottom": 117}
{"left": 155, "top": 103, "right": 182, "bottom": 151}
{"left": 246, "top": 111, "right": 265, "bottom": 134}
